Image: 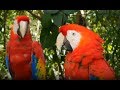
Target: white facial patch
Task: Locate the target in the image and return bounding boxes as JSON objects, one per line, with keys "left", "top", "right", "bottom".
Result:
{"left": 66, "top": 30, "right": 81, "bottom": 50}
{"left": 19, "top": 21, "right": 28, "bottom": 38}
{"left": 56, "top": 33, "right": 65, "bottom": 51}
{"left": 13, "top": 20, "right": 19, "bottom": 34}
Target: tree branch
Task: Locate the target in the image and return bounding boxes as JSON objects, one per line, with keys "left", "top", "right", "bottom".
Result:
{"left": 3, "top": 10, "right": 8, "bottom": 50}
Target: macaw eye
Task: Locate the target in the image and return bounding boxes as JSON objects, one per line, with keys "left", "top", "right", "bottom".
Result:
{"left": 72, "top": 32, "right": 76, "bottom": 36}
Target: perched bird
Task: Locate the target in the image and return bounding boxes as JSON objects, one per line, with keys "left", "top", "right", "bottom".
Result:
{"left": 56, "top": 24, "right": 115, "bottom": 80}
{"left": 5, "top": 15, "right": 46, "bottom": 80}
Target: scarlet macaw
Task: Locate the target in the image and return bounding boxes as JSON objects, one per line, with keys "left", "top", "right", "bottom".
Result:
{"left": 5, "top": 15, "right": 46, "bottom": 80}
{"left": 56, "top": 24, "right": 115, "bottom": 80}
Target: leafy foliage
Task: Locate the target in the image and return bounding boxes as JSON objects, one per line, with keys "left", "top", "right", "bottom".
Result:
{"left": 40, "top": 10, "right": 78, "bottom": 79}
{"left": 0, "top": 10, "right": 120, "bottom": 79}
{"left": 85, "top": 10, "right": 120, "bottom": 79}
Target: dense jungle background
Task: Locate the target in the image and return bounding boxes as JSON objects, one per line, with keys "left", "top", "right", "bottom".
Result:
{"left": 0, "top": 10, "right": 120, "bottom": 80}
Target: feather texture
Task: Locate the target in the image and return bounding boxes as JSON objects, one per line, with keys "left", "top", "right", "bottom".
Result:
{"left": 59, "top": 24, "right": 115, "bottom": 80}
{"left": 31, "top": 54, "right": 38, "bottom": 80}
{"left": 5, "top": 16, "right": 46, "bottom": 80}
{"left": 32, "top": 41, "right": 46, "bottom": 80}
{"left": 31, "top": 54, "right": 46, "bottom": 80}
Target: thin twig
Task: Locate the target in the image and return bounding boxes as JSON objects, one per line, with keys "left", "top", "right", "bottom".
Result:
{"left": 27, "top": 10, "right": 42, "bottom": 20}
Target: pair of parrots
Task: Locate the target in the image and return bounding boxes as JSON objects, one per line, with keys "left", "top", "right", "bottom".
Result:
{"left": 5, "top": 15, "right": 115, "bottom": 80}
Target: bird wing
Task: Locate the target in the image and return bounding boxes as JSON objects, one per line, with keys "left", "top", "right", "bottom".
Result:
{"left": 31, "top": 41, "right": 46, "bottom": 80}
{"left": 5, "top": 42, "right": 13, "bottom": 79}
{"left": 89, "top": 59, "right": 115, "bottom": 80}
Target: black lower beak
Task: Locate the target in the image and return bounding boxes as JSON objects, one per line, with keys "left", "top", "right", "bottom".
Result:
{"left": 61, "top": 38, "right": 73, "bottom": 52}
{"left": 17, "top": 29, "right": 22, "bottom": 38}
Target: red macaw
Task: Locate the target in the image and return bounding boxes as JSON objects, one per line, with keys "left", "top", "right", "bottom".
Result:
{"left": 5, "top": 15, "right": 46, "bottom": 80}
{"left": 56, "top": 24, "right": 116, "bottom": 80}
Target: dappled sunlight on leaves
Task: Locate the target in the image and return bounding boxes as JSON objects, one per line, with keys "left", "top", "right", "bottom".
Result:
{"left": 0, "top": 10, "right": 120, "bottom": 79}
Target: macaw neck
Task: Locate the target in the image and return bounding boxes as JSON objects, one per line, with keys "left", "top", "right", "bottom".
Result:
{"left": 65, "top": 41, "right": 104, "bottom": 66}
{"left": 10, "top": 30, "right": 32, "bottom": 41}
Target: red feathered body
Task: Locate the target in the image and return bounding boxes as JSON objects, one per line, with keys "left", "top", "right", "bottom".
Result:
{"left": 7, "top": 30, "right": 32, "bottom": 79}
{"left": 59, "top": 24, "right": 115, "bottom": 80}
{"left": 6, "top": 16, "right": 46, "bottom": 80}
{"left": 7, "top": 30, "right": 45, "bottom": 80}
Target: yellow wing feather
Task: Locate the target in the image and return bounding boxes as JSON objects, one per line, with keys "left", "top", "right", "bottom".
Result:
{"left": 36, "top": 58, "right": 46, "bottom": 80}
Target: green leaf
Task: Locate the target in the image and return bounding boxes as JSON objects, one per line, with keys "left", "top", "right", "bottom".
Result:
{"left": 0, "top": 18, "right": 3, "bottom": 22}
{"left": 62, "top": 10, "right": 78, "bottom": 15}
{"left": 40, "top": 29, "right": 50, "bottom": 48}
{"left": 52, "top": 12, "right": 63, "bottom": 27}
{"left": 41, "top": 13, "right": 52, "bottom": 28}
{"left": 0, "top": 26, "right": 2, "bottom": 31}
{"left": 40, "top": 24, "right": 59, "bottom": 49}
{"left": 44, "top": 10, "right": 59, "bottom": 14}
{"left": 62, "top": 14, "right": 68, "bottom": 24}
{"left": 50, "top": 24, "right": 59, "bottom": 45}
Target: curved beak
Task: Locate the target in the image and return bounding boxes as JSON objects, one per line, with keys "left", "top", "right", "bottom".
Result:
{"left": 62, "top": 37, "right": 73, "bottom": 52}
{"left": 56, "top": 33, "right": 73, "bottom": 52}
{"left": 18, "top": 21, "right": 28, "bottom": 38}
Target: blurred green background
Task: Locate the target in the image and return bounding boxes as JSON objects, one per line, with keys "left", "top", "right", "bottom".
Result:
{"left": 0, "top": 10, "right": 120, "bottom": 80}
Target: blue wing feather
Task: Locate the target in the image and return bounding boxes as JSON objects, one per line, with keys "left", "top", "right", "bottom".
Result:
{"left": 89, "top": 74, "right": 99, "bottom": 80}
{"left": 6, "top": 55, "right": 39, "bottom": 80}
{"left": 5, "top": 56, "right": 13, "bottom": 79}
{"left": 5, "top": 56, "right": 9, "bottom": 70}
{"left": 31, "top": 54, "right": 38, "bottom": 80}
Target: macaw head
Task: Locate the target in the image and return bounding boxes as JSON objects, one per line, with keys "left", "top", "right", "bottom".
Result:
{"left": 13, "top": 15, "right": 30, "bottom": 38}
{"left": 56, "top": 24, "right": 104, "bottom": 53}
